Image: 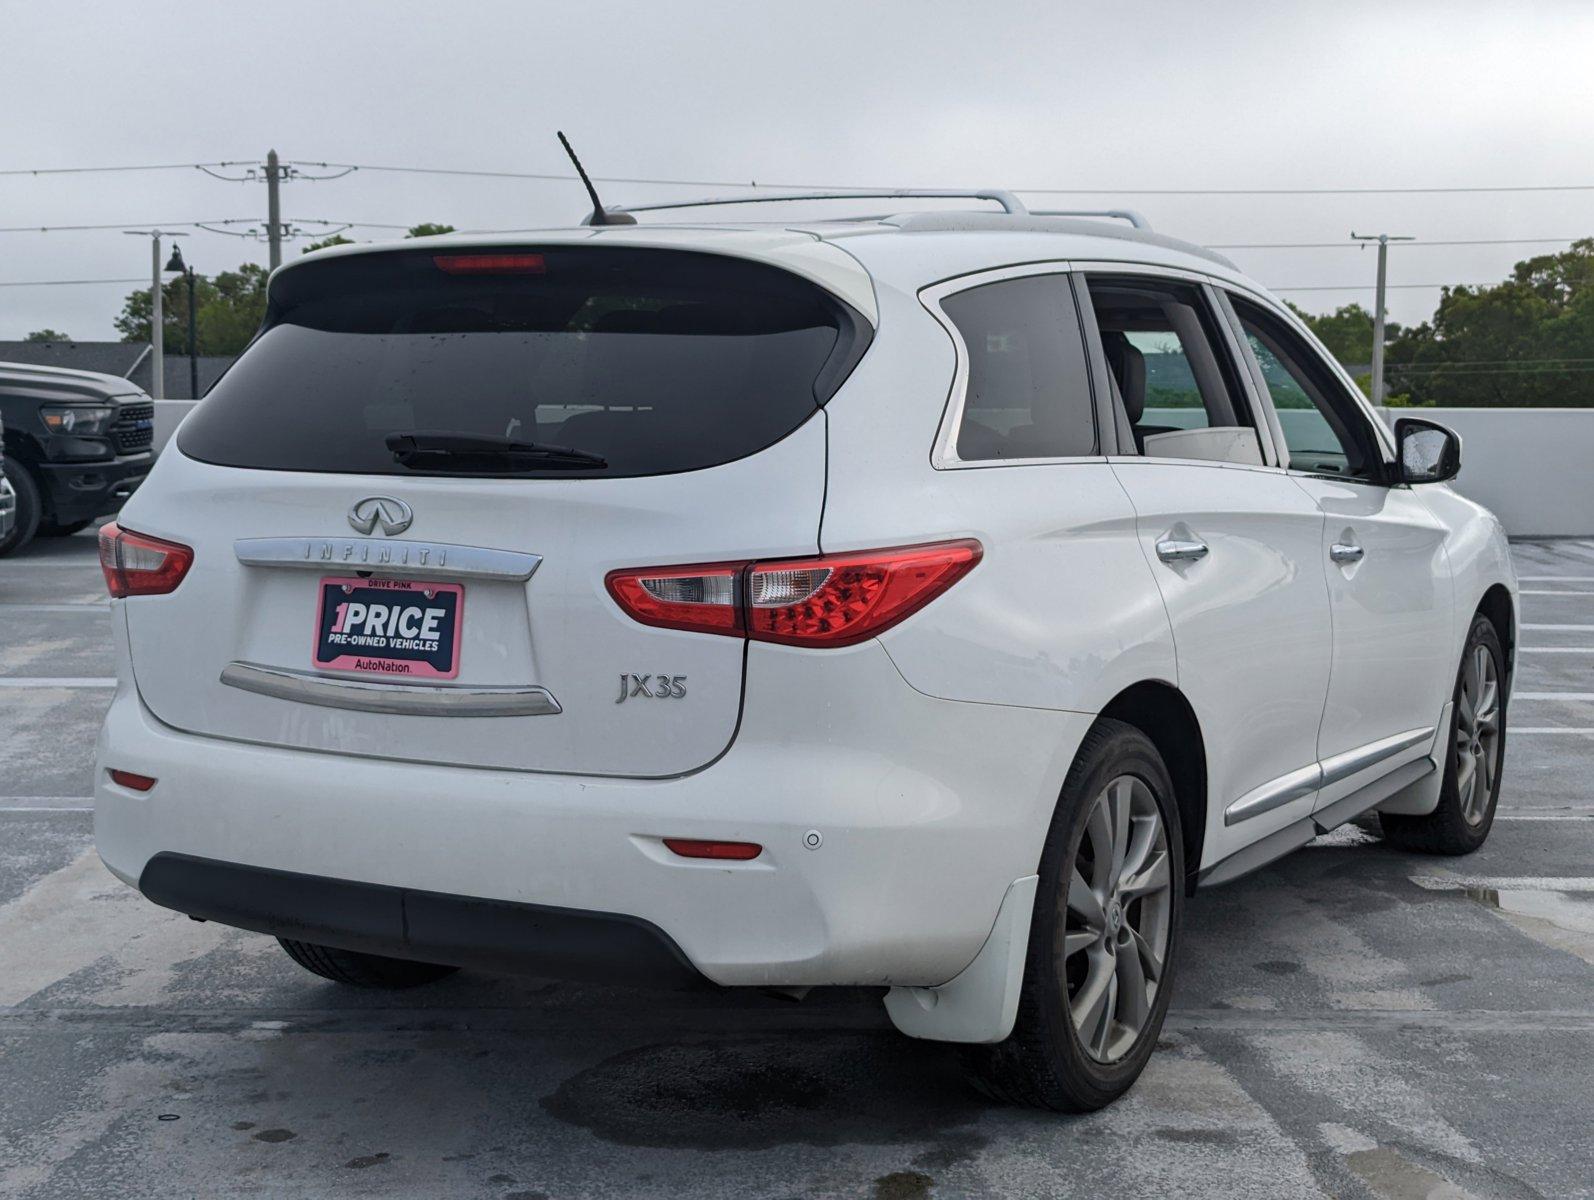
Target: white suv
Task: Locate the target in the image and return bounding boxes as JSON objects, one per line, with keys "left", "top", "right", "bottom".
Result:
{"left": 94, "top": 193, "right": 1516, "bottom": 1111}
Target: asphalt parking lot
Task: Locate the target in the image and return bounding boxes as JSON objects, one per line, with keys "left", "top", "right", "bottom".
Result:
{"left": 1, "top": 530, "right": 1591, "bottom": 1199}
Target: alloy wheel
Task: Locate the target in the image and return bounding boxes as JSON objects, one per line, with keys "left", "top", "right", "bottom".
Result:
{"left": 1455, "top": 643, "right": 1501, "bottom": 824}
{"left": 1062, "top": 774, "right": 1173, "bottom": 1063}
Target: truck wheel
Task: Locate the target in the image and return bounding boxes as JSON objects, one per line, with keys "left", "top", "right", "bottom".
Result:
{"left": 964, "top": 718, "right": 1184, "bottom": 1111}
{"left": 277, "top": 938, "right": 458, "bottom": 988}
{"left": 0, "top": 457, "right": 42, "bottom": 557}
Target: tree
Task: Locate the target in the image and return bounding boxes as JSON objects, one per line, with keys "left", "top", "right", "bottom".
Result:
{"left": 1284, "top": 301, "right": 1401, "bottom": 368}
{"left": 405, "top": 223, "right": 455, "bottom": 238}
{"left": 1385, "top": 238, "right": 1594, "bottom": 407}
{"left": 302, "top": 234, "right": 354, "bottom": 254}
{"left": 23, "top": 329, "right": 71, "bottom": 343}
{"left": 115, "top": 264, "right": 269, "bottom": 356}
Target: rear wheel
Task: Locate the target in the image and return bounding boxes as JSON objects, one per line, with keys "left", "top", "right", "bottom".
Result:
{"left": 277, "top": 938, "right": 458, "bottom": 988}
{"left": 0, "top": 457, "right": 41, "bottom": 557}
{"left": 36, "top": 518, "right": 93, "bottom": 537}
{"left": 1380, "top": 614, "right": 1506, "bottom": 854}
{"left": 965, "top": 719, "right": 1183, "bottom": 1111}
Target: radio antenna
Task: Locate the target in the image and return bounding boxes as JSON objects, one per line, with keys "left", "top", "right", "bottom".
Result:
{"left": 557, "top": 131, "right": 634, "bottom": 226}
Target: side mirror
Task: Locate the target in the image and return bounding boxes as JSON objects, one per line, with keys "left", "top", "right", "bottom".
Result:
{"left": 1395, "top": 417, "right": 1461, "bottom": 485}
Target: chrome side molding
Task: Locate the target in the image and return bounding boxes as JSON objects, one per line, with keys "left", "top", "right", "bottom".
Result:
{"left": 1318, "top": 726, "right": 1434, "bottom": 788}
{"left": 1224, "top": 725, "right": 1435, "bottom": 827}
{"left": 220, "top": 662, "right": 562, "bottom": 718}
{"left": 234, "top": 537, "right": 541, "bottom": 582}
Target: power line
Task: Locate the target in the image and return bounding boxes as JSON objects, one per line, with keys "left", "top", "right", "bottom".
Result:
{"left": 1271, "top": 282, "right": 1483, "bottom": 292}
{"left": 0, "top": 161, "right": 254, "bottom": 177}
{"left": 287, "top": 161, "right": 1594, "bottom": 197}
{"left": 1214, "top": 237, "right": 1584, "bottom": 250}
{"left": 0, "top": 277, "right": 145, "bottom": 287}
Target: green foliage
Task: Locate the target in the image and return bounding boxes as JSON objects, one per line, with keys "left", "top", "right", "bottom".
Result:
{"left": 115, "top": 264, "right": 269, "bottom": 356}
{"left": 1285, "top": 301, "right": 1398, "bottom": 366}
{"left": 23, "top": 328, "right": 71, "bottom": 343}
{"left": 1383, "top": 239, "right": 1594, "bottom": 407}
{"left": 405, "top": 223, "right": 456, "bottom": 239}
{"left": 302, "top": 234, "right": 354, "bottom": 254}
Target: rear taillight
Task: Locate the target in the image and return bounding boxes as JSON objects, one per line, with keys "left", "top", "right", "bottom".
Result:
{"left": 606, "top": 540, "right": 981, "bottom": 648}
{"left": 98, "top": 522, "right": 194, "bottom": 599}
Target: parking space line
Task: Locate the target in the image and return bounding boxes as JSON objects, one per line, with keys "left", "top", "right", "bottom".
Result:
{"left": 0, "top": 678, "right": 115, "bottom": 688}
{"left": 1519, "top": 647, "right": 1594, "bottom": 654}
{"left": 1515, "top": 692, "right": 1594, "bottom": 700}
{"left": 1517, "top": 575, "right": 1594, "bottom": 582}
{"left": 1509, "top": 727, "right": 1594, "bottom": 734}
{"left": 1521, "top": 589, "right": 1594, "bottom": 596}
{"left": 0, "top": 603, "right": 110, "bottom": 613}
{"left": 1412, "top": 875, "right": 1594, "bottom": 891}
{"left": 0, "top": 807, "right": 92, "bottom": 815}
{"left": 1522, "top": 623, "right": 1594, "bottom": 631}
{"left": 1495, "top": 810, "right": 1594, "bottom": 820}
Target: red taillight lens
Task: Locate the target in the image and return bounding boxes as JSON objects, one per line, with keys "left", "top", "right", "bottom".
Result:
{"left": 606, "top": 540, "right": 981, "bottom": 647}
{"left": 98, "top": 522, "right": 194, "bottom": 599}
{"left": 663, "top": 838, "right": 762, "bottom": 861}
{"left": 747, "top": 540, "right": 982, "bottom": 647}
{"left": 433, "top": 253, "right": 546, "bottom": 275}
{"left": 605, "top": 562, "right": 745, "bottom": 637}
{"left": 108, "top": 769, "right": 156, "bottom": 792}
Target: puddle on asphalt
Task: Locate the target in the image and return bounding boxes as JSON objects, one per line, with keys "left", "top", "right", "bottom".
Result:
{"left": 1463, "top": 887, "right": 1594, "bottom": 966}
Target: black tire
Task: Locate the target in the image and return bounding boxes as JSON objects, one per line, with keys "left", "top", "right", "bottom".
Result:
{"left": 0, "top": 457, "right": 42, "bottom": 557}
{"left": 1380, "top": 613, "right": 1507, "bottom": 855}
{"left": 964, "top": 718, "right": 1185, "bottom": 1111}
{"left": 277, "top": 938, "right": 458, "bottom": 988}
{"left": 36, "top": 518, "right": 93, "bottom": 537}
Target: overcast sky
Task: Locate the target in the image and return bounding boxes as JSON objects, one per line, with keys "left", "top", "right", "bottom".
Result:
{"left": 3, "top": 0, "right": 1592, "bottom": 341}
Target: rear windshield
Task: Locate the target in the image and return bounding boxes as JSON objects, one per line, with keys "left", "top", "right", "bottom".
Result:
{"left": 177, "top": 246, "right": 869, "bottom": 478}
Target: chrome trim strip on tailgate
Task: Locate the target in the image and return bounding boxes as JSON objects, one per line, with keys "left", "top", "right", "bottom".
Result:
{"left": 234, "top": 537, "right": 541, "bottom": 582}
{"left": 220, "top": 662, "right": 562, "bottom": 717}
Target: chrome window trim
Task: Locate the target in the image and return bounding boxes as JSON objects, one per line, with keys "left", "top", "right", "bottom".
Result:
{"left": 220, "top": 662, "right": 562, "bottom": 718}
{"left": 920, "top": 260, "right": 1106, "bottom": 471}
{"left": 234, "top": 537, "right": 542, "bottom": 582}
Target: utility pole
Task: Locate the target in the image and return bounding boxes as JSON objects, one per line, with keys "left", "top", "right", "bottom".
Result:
{"left": 265, "top": 149, "right": 283, "bottom": 270}
{"left": 1351, "top": 231, "right": 1414, "bottom": 406}
{"left": 124, "top": 229, "right": 187, "bottom": 401}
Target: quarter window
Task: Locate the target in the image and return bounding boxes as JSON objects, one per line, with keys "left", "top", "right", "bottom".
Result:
{"left": 940, "top": 274, "right": 1097, "bottom": 461}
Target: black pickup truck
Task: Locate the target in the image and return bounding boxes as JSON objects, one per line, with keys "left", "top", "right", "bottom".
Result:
{"left": 0, "top": 362, "right": 155, "bottom": 556}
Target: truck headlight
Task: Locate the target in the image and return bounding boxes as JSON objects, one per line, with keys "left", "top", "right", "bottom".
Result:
{"left": 40, "top": 405, "right": 115, "bottom": 435}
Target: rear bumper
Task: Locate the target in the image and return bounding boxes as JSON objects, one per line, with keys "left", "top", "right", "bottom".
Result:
{"left": 96, "top": 632, "right": 1088, "bottom": 989}
{"left": 37, "top": 453, "right": 150, "bottom": 523}
{"left": 141, "top": 852, "right": 706, "bottom": 988}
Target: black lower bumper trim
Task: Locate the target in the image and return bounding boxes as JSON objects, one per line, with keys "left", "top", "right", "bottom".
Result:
{"left": 138, "top": 852, "right": 707, "bottom": 989}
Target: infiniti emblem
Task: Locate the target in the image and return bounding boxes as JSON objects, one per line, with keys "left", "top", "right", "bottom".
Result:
{"left": 348, "top": 496, "right": 414, "bottom": 537}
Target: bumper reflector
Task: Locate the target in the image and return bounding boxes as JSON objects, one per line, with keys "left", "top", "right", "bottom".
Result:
{"left": 663, "top": 838, "right": 762, "bottom": 861}
{"left": 109, "top": 769, "right": 157, "bottom": 792}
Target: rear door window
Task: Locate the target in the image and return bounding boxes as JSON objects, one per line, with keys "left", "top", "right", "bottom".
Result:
{"left": 940, "top": 273, "right": 1097, "bottom": 461}
{"left": 177, "top": 247, "right": 870, "bottom": 478}
{"left": 1082, "top": 276, "right": 1263, "bottom": 465}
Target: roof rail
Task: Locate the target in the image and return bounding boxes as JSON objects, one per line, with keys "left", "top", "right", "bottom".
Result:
{"left": 1028, "top": 208, "right": 1152, "bottom": 230}
{"left": 598, "top": 189, "right": 1030, "bottom": 220}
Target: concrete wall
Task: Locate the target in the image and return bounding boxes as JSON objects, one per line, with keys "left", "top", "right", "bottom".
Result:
{"left": 1377, "top": 408, "right": 1594, "bottom": 538}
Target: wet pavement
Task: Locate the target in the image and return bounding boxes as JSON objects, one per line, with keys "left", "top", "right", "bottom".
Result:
{"left": 2, "top": 530, "right": 1592, "bottom": 1198}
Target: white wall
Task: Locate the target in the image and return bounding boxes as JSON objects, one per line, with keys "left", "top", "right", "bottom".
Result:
{"left": 1378, "top": 408, "right": 1594, "bottom": 538}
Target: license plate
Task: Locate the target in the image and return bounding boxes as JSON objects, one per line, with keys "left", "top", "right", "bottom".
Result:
{"left": 313, "top": 577, "right": 463, "bottom": 680}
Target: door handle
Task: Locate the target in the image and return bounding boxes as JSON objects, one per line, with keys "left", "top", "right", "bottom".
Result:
{"left": 1330, "top": 542, "right": 1365, "bottom": 564}
{"left": 1156, "top": 538, "right": 1209, "bottom": 564}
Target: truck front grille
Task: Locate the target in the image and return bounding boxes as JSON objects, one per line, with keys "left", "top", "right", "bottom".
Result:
{"left": 111, "top": 403, "right": 155, "bottom": 453}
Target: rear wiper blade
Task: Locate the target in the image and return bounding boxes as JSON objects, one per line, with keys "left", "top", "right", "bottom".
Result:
{"left": 386, "top": 431, "right": 607, "bottom": 470}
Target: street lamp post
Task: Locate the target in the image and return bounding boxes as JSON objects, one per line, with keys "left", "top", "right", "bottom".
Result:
{"left": 165, "top": 245, "right": 199, "bottom": 399}
{"left": 124, "top": 229, "right": 188, "bottom": 400}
